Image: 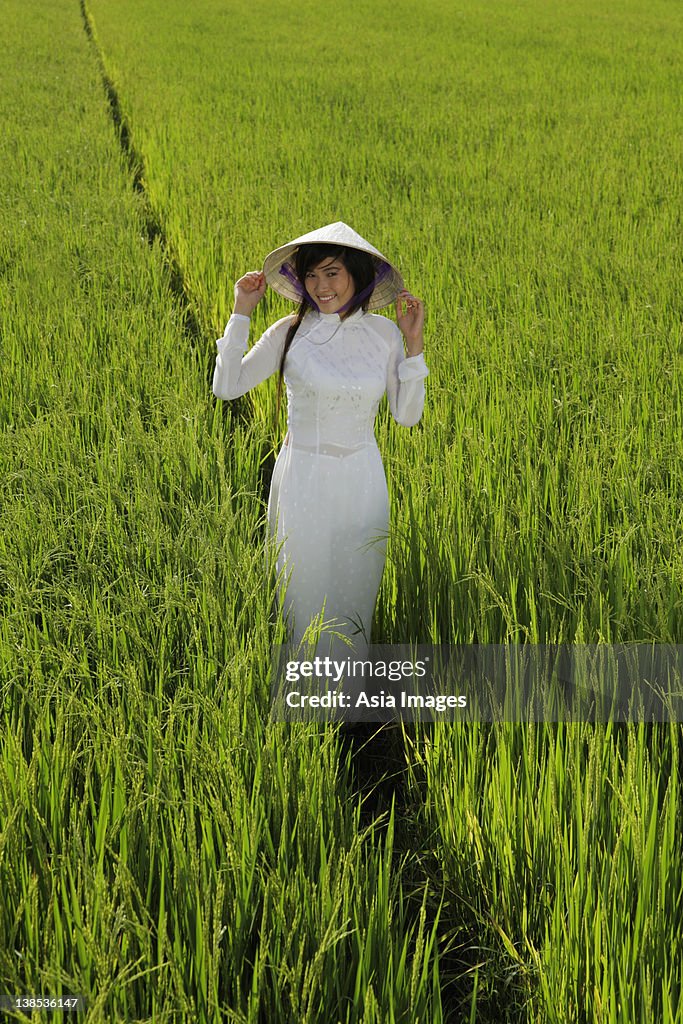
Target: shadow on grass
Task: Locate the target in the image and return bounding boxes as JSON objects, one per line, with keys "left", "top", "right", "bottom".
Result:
{"left": 339, "top": 722, "right": 535, "bottom": 1023}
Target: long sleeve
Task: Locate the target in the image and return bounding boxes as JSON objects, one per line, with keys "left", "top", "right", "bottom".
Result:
{"left": 385, "top": 322, "right": 429, "bottom": 427}
{"left": 212, "top": 314, "right": 292, "bottom": 400}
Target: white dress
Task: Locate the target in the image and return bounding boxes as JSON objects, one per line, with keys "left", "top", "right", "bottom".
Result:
{"left": 213, "top": 305, "right": 429, "bottom": 661}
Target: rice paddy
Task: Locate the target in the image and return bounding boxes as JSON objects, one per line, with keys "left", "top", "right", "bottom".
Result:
{"left": 1, "top": 0, "right": 682, "bottom": 1020}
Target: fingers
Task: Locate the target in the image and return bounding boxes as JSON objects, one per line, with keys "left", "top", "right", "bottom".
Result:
{"left": 397, "top": 289, "right": 423, "bottom": 314}
{"left": 237, "top": 271, "right": 266, "bottom": 292}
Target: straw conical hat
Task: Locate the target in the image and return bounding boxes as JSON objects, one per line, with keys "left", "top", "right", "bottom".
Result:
{"left": 262, "top": 221, "right": 404, "bottom": 311}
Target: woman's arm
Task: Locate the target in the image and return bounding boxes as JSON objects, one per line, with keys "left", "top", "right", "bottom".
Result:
{"left": 386, "top": 290, "right": 429, "bottom": 426}
{"left": 386, "top": 323, "right": 429, "bottom": 426}
{"left": 212, "top": 270, "right": 290, "bottom": 400}
{"left": 212, "top": 314, "right": 292, "bottom": 400}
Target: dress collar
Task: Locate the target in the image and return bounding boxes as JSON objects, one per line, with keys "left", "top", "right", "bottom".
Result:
{"left": 306, "top": 306, "right": 366, "bottom": 326}
{"left": 297, "top": 305, "right": 366, "bottom": 345}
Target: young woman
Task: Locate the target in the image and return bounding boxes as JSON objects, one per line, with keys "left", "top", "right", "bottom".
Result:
{"left": 213, "top": 222, "right": 429, "bottom": 662}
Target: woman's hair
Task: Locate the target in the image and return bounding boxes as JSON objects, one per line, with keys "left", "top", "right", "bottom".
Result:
{"left": 274, "top": 243, "right": 377, "bottom": 431}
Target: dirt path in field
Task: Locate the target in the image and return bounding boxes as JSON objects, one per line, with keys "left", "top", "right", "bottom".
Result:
{"left": 340, "top": 723, "right": 409, "bottom": 823}
{"left": 79, "top": 0, "right": 242, "bottom": 409}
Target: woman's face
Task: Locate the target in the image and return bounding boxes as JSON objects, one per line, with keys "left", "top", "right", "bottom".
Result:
{"left": 304, "top": 257, "right": 355, "bottom": 314}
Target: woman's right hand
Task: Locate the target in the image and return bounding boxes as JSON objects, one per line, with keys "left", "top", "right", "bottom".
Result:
{"left": 234, "top": 271, "right": 267, "bottom": 316}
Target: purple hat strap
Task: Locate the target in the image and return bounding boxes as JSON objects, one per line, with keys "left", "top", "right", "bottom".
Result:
{"left": 278, "top": 258, "right": 392, "bottom": 313}
{"left": 278, "top": 262, "right": 318, "bottom": 308}
{"left": 337, "top": 260, "right": 392, "bottom": 313}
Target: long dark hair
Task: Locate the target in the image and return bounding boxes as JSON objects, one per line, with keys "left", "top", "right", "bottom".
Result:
{"left": 274, "top": 244, "right": 376, "bottom": 432}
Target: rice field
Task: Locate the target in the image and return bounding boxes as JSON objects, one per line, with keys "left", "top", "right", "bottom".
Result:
{"left": 1, "top": 0, "right": 682, "bottom": 1020}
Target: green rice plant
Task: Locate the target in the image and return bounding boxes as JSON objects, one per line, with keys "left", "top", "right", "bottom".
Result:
{"left": 402, "top": 718, "right": 682, "bottom": 1021}
{"left": 4, "top": 0, "right": 683, "bottom": 1019}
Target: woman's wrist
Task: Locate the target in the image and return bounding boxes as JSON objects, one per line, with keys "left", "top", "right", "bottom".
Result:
{"left": 405, "top": 336, "right": 424, "bottom": 357}
{"left": 233, "top": 300, "right": 253, "bottom": 318}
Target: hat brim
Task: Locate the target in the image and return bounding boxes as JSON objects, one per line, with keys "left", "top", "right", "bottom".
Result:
{"left": 262, "top": 223, "right": 405, "bottom": 311}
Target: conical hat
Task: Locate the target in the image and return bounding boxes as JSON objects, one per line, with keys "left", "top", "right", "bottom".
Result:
{"left": 262, "top": 221, "right": 404, "bottom": 311}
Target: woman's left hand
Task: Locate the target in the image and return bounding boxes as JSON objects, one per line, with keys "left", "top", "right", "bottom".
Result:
{"left": 396, "top": 290, "right": 424, "bottom": 356}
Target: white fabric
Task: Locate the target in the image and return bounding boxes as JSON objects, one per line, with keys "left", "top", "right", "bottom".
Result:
{"left": 213, "top": 306, "right": 429, "bottom": 660}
